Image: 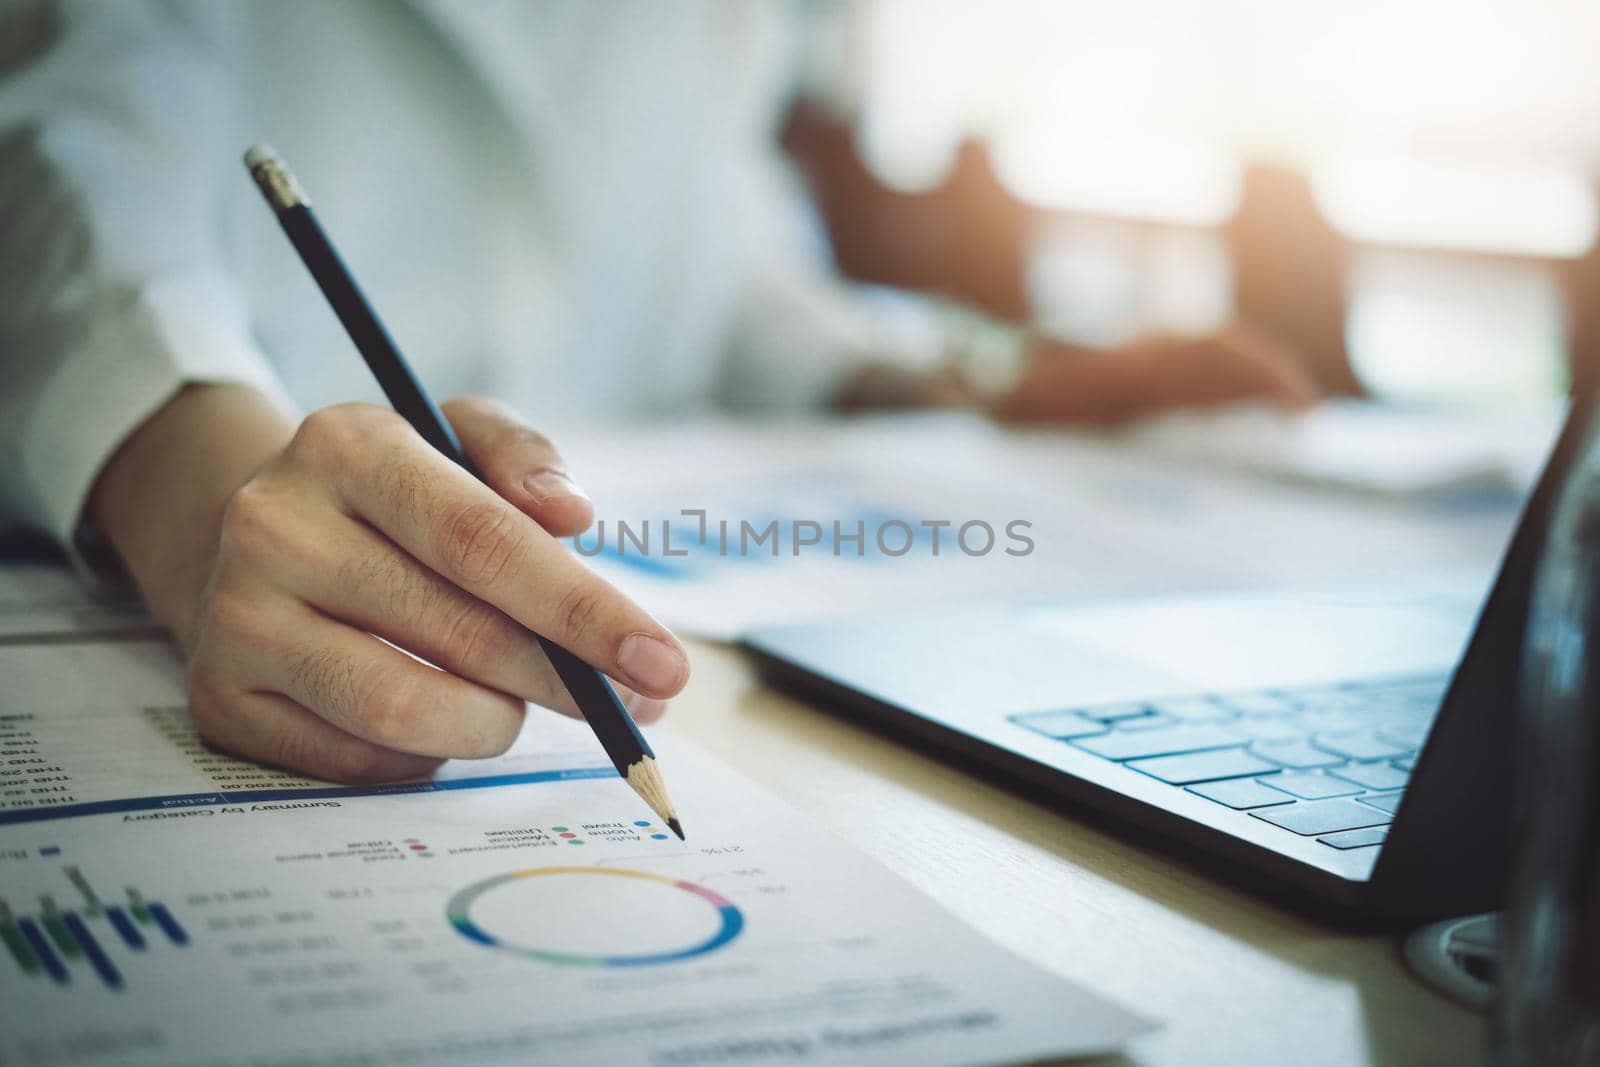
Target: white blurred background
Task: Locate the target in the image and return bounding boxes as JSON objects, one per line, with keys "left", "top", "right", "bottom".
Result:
{"left": 790, "top": 0, "right": 1600, "bottom": 405}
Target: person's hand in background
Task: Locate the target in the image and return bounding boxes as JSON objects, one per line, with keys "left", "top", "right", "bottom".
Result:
{"left": 837, "top": 321, "right": 1320, "bottom": 421}
{"left": 994, "top": 323, "right": 1321, "bottom": 424}
{"left": 91, "top": 385, "right": 687, "bottom": 783}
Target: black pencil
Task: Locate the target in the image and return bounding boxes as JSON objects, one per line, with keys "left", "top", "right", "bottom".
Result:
{"left": 243, "top": 144, "right": 682, "bottom": 840}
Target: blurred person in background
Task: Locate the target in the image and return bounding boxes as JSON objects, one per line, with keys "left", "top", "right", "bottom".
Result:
{"left": 0, "top": 1, "right": 1316, "bottom": 783}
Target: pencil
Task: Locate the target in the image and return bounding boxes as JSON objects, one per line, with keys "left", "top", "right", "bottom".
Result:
{"left": 243, "top": 143, "right": 682, "bottom": 840}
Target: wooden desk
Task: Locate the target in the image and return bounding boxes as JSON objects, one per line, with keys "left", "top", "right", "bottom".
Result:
{"left": 665, "top": 641, "right": 1482, "bottom": 1067}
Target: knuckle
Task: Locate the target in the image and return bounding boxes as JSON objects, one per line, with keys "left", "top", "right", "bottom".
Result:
{"left": 217, "top": 482, "right": 283, "bottom": 559}
{"left": 291, "top": 406, "right": 353, "bottom": 460}
{"left": 553, "top": 580, "right": 606, "bottom": 647}
{"left": 292, "top": 404, "right": 403, "bottom": 465}
{"left": 438, "top": 503, "right": 523, "bottom": 586}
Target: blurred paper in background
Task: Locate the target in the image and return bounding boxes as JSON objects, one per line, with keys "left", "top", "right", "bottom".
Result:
{"left": 562, "top": 410, "right": 1547, "bottom": 640}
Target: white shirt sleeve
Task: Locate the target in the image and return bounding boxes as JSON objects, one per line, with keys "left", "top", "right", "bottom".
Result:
{"left": 0, "top": 1, "right": 292, "bottom": 580}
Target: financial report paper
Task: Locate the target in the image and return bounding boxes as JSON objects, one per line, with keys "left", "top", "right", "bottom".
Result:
{"left": 0, "top": 638, "right": 1150, "bottom": 1066}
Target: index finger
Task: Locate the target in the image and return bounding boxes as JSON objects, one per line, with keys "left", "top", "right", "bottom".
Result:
{"left": 310, "top": 411, "right": 690, "bottom": 699}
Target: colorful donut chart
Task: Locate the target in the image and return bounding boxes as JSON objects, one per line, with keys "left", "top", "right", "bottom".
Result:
{"left": 446, "top": 866, "right": 744, "bottom": 967}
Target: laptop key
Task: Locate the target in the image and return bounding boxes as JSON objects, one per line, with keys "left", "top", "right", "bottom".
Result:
{"left": 1393, "top": 754, "right": 1418, "bottom": 772}
{"left": 1377, "top": 723, "right": 1430, "bottom": 750}
{"left": 1251, "top": 739, "right": 1346, "bottom": 769}
{"left": 1259, "top": 771, "right": 1362, "bottom": 800}
{"left": 1358, "top": 790, "right": 1406, "bottom": 814}
{"left": 1080, "top": 702, "right": 1157, "bottom": 723}
{"left": 1126, "top": 747, "right": 1279, "bottom": 785}
{"left": 1313, "top": 730, "right": 1413, "bottom": 761}
{"left": 1251, "top": 797, "right": 1393, "bottom": 836}
{"left": 1296, "top": 709, "right": 1372, "bottom": 733}
{"left": 1072, "top": 722, "right": 1243, "bottom": 761}
{"left": 1114, "top": 712, "right": 1179, "bottom": 732}
{"left": 1216, "top": 691, "right": 1300, "bottom": 716}
{"left": 1152, "top": 697, "right": 1235, "bottom": 722}
{"left": 1318, "top": 826, "right": 1389, "bottom": 850}
{"left": 1329, "top": 761, "right": 1409, "bottom": 791}
{"left": 1231, "top": 717, "right": 1305, "bottom": 742}
{"left": 1011, "top": 710, "right": 1107, "bottom": 740}
{"left": 1186, "top": 778, "right": 1296, "bottom": 809}
{"left": 1299, "top": 689, "right": 1383, "bottom": 713}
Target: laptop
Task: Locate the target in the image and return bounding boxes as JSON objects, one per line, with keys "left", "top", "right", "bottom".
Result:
{"left": 742, "top": 394, "right": 1594, "bottom": 927}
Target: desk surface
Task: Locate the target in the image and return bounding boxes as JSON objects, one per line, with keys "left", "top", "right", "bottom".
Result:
{"left": 664, "top": 640, "right": 1482, "bottom": 1067}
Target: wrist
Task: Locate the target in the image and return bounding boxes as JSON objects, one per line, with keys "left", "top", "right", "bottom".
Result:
{"left": 89, "top": 383, "right": 296, "bottom": 645}
{"left": 992, "top": 338, "right": 1146, "bottom": 423}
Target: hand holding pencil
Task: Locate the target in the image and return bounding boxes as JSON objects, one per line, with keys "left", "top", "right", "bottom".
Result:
{"left": 121, "top": 145, "right": 689, "bottom": 832}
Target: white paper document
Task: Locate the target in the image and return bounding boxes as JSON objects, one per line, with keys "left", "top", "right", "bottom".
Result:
{"left": 559, "top": 413, "right": 1525, "bottom": 640}
{"left": 0, "top": 562, "right": 156, "bottom": 641}
{"left": 0, "top": 638, "right": 1151, "bottom": 1066}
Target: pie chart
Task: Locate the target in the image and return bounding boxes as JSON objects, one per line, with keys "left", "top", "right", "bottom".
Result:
{"left": 446, "top": 866, "right": 744, "bottom": 967}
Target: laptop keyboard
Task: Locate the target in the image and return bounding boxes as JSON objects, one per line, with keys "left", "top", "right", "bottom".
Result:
{"left": 1009, "top": 673, "right": 1447, "bottom": 851}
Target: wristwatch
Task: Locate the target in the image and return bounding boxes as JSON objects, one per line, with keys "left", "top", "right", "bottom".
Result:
{"left": 935, "top": 303, "right": 1032, "bottom": 402}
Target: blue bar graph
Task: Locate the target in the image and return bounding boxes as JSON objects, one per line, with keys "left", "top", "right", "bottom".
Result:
{"left": 104, "top": 906, "right": 146, "bottom": 951}
{"left": 2, "top": 872, "right": 191, "bottom": 992}
{"left": 147, "top": 903, "right": 189, "bottom": 946}
{"left": 16, "top": 918, "right": 68, "bottom": 985}
{"left": 62, "top": 912, "right": 123, "bottom": 990}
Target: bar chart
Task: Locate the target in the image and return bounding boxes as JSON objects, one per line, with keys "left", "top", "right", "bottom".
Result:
{"left": 0, "top": 867, "right": 188, "bottom": 990}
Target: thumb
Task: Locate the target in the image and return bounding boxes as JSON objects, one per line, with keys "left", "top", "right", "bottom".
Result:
{"left": 440, "top": 395, "right": 595, "bottom": 538}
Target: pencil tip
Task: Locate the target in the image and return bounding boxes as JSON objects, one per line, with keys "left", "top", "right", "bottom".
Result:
{"left": 625, "top": 757, "right": 682, "bottom": 840}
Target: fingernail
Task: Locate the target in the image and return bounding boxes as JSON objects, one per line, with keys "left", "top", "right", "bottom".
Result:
{"left": 524, "top": 471, "right": 587, "bottom": 504}
{"left": 618, "top": 633, "right": 687, "bottom": 694}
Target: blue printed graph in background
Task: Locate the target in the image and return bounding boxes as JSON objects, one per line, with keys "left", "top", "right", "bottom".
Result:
{"left": 1, "top": 867, "right": 188, "bottom": 991}
{"left": 575, "top": 506, "right": 948, "bottom": 580}
{"left": 571, "top": 466, "right": 977, "bottom": 581}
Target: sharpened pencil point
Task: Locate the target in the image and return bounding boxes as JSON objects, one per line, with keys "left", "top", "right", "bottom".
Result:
{"left": 624, "top": 756, "right": 681, "bottom": 837}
